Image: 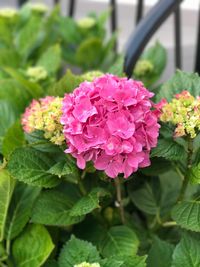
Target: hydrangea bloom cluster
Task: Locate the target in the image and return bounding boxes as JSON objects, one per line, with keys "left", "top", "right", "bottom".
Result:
{"left": 61, "top": 74, "right": 160, "bottom": 178}
{"left": 74, "top": 262, "right": 100, "bottom": 267}
{"left": 22, "top": 96, "right": 64, "bottom": 145}
{"left": 160, "top": 90, "right": 200, "bottom": 138}
{"left": 134, "top": 59, "right": 154, "bottom": 77}
{"left": 26, "top": 66, "right": 48, "bottom": 83}
{"left": 0, "top": 8, "right": 18, "bottom": 18}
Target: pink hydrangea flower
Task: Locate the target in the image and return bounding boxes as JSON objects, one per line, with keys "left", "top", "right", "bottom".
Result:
{"left": 61, "top": 74, "right": 160, "bottom": 178}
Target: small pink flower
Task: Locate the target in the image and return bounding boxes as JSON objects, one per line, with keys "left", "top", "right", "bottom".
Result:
{"left": 61, "top": 74, "right": 160, "bottom": 178}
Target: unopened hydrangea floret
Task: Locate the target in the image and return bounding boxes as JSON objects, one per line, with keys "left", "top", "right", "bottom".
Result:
{"left": 22, "top": 96, "right": 64, "bottom": 145}
{"left": 134, "top": 59, "right": 154, "bottom": 77}
{"left": 0, "top": 8, "right": 18, "bottom": 18}
{"left": 160, "top": 91, "right": 200, "bottom": 138}
{"left": 26, "top": 66, "right": 48, "bottom": 83}
{"left": 74, "top": 262, "right": 100, "bottom": 267}
{"left": 61, "top": 74, "right": 160, "bottom": 178}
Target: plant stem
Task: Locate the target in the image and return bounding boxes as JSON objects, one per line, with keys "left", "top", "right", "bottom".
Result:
{"left": 162, "top": 221, "right": 177, "bottom": 227}
{"left": 77, "top": 173, "right": 87, "bottom": 196}
{"left": 177, "top": 137, "right": 193, "bottom": 202}
{"left": 114, "top": 177, "right": 125, "bottom": 224}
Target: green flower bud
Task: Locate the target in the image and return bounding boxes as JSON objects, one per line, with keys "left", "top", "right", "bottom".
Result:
{"left": 134, "top": 59, "right": 154, "bottom": 77}
{"left": 26, "top": 66, "right": 48, "bottom": 83}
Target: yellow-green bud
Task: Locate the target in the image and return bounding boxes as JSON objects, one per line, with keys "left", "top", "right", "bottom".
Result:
{"left": 134, "top": 59, "right": 154, "bottom": 77}
{"left": 74, "top": 262, "right": 101, "bottom": 267}
{"left": 26, "top": 66, "right": 48, "bottom": 83}
{"left": 81, "top": 71, "right": 104, "bottom": 82}
{"left": 0, "top": 8, "right": 18, "bottom": 18}
{"left": 77, "top": 17, "right": 96, "bottom": 29}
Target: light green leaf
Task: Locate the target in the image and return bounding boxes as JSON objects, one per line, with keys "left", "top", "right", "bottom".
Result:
{"left": 48, "top": 69, "right": 84, "bottom": 96}
{"left": 76, "top": 37, "right": 103, "bottom": 69}
{"left": 47, "top": 159, "right": 79, "bottom": 184}
{"left": 31, "top": 190, "right": 83, "bottom": 226}
{"left": 0, "top": 100, "right": 17, "bottom": 152}
{"left": 151, "top": 139, "right": 186, "bottom": 161}
{"left": 13, "top": 224, "right": 54, "bottom": 267}
{"left": 147, "top": 237, "right": 174, "bottom": 267}
{"left": 2, "top": 121, "right": 25, "bottom": 158}
{"left": 4, "top": 67, "right": 43, "bottom": 98}
{"left": 0, "top": 170, "right": 15, "bottom": 241}
{"left": 172, "top": 201, "right": 200, "bottom": 232}
{"left": 0, "top": 79, "right": 32, "bottom": 113}
{"left": 157, "top": 70, "right": 200, "bottom": 102}
{"left": 0, "top": 49, "right": 20, "bottom": 68}
{"left": 37, "top": 44, "right": 61, "bottom": 74}
{"left": 15, "top": 15, "right": 44, "bottom": 61}
{"left": 108, "top": 55, "right": 124, "bottom": 77}
{"left": 5, "top": 183, "right": 40, "bottom": 240}
{"left": 7, "top": 147, "right": 60, "bottom": 188}
{"left": 58, "top": 236, "right": 101, "bottom": 267}
{"left": 70, "top": 187, "right": 110, "bottom": 217}
{"left": 172, "top": 233, "right": 200, "bottom": 267}
{"left": 100, "top": 226, "right": 139, "bottom": 258}
{"left": 101, "top": 257, "right": 123, "bottom": 267}
{"left": 187, "top": 163, "right": 200, "bottom": 184}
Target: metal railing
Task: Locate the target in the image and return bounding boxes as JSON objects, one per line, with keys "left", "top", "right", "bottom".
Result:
{"left": 17, "top": 0, "right": 200, "bottom": 77}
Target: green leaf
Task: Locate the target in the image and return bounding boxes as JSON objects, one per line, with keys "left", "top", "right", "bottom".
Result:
{"left": 48, "top": 69, "right": 84, "bottom": 96}
{"left": 37, "top": 44, "right": 61, "bottom": 74}
{"left": 47, "top": 159, "right": 79, "bottom": 184}
{"left": 76, "top": 37, "right": 103, "bottom": 69}
{"left": 0, "top": 79, "right": 32, "bottom": 113}
{"left": 0, "top": 100, "right": 17, "bottom": 152}
{"left": 141, "top": 158, "right": 171, "bottom": 176}
{"left": 5, "top": 183, "right": 40, "bottom": 240}
{"left": 172, "top": 201, "right": 200, "bottom": 232}
{"left": 13, "top": 224, "right": 54, "bottom": 267}
{"left": 108, "top": 55, "right": 124, "bottom": 76}
{"left": 7, "top": 147, "right": 60, "bottom": 188}
{"left": 147, "top": 237, "right": 174, "bottom": 267}
{"left": 100, "top": 226, "right": 139, "bottom": 258}
{"left": 101, "top": 257, "right": 123, "bottom": 267}
{"left": 2, "top": 121, "right": 25, "bottom": 158}
{"left": 0, "top": 49, "right": 20, "bottom": 68}
{"left": 58, "top": 236, "right": 101, "bottom": 267}
{"left": 58, "top": 16, "right": 81, "bottom": 44}
{"left": 187, "top": 163, "right": 200, "bottom": 184}
{"left": 0, "top": 170, "right": 15, "bottom": 241}
{"left": 151, "top": 139, "right": 186, "bottom": 161}
{"left": 119, "top": 255, "right": 147, "bottom": 267}
{"left": 43, "top": 260, "right": 59, "bottom": 267}
{"left": 157, "top": 70, "right": 200, "bottom": 102}
{"left": 4, "top": 67, "right": 43, "bottom": 98}
{"left": 15, "top": 15, "right": 44, "bottom": 61}
{"left": 70, "top": 187, "right": 110, "bottom": 217}
{"left": 31, "top": 190, "right": 83, "bottom": 226}
{"left": 172, "top": 233, "right": 200, "bottom": 267}
{"left": 130, "top": 177, "right": 161, "bottom": 215}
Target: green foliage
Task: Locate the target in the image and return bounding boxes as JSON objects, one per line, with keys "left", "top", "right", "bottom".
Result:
{"left": 70, "top": 187, "right": 110, "bottom": 216}
{"left": 172, "top": 201, "right": 200, "bottom": 232}
{"left": 187, "top": 163, "right": 200, "bottom": 184}
{"left": 7, "top": 147, "right": 60, "bottom": 188}
{"left": 2, "top": 121, "right": 25, "bottom": 158}
{"left": 147, "top": 237, "right": 174, "bottom": 267}
{"left": 58, "top": 236, "right": 101, "bottom": 267}
{"left": 171, "top": 233, "right": 200, "bottom": 267}
{"left": 0, "top": 170, "right": 14, "bottom": 241}
{"left": 151, "top": 139, "right": 186, "bottom": 161}
{"left": 100, "top": 226, "right": 139, "bottom": 257}
{"left": 5, "top": 183, "right": 40, "bottom": 240}
{"left": 157, "top": 70, "right": 200, "bottom": 101}
{"left": 12, "top": 224, "right": 54, "bottom": 267}
{"left": 31, "top": 190, "right": 83, "bottom": 226}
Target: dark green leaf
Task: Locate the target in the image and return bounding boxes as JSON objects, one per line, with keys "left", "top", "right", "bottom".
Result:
{"left": 7, "top": 147, "right": 60, "bottom": 188}
{"left": 31, "top": 190, "right": 83, "bottom": 226}
{"left": 147, "top": 237, "right": 174, "bottom": 267}
{"left": 172, "top": 201, "right": 200, "bottom": 232}
{"left": 100, "top": 226, "right": 139, "bottom": 257}
{"left": 70, "top": 187, "right": 110, "bottom": 217}
{"left": 5, "top": 183, "right": 40, "bottom": 240}
{"left": 58, "top": 236, "right": 100, "bottom": 267}
{"left": 151, "top": 139, "right": 186, "bottom": 161}
{"left": 172, "top": 233, "right": 200, "bottom": 267}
